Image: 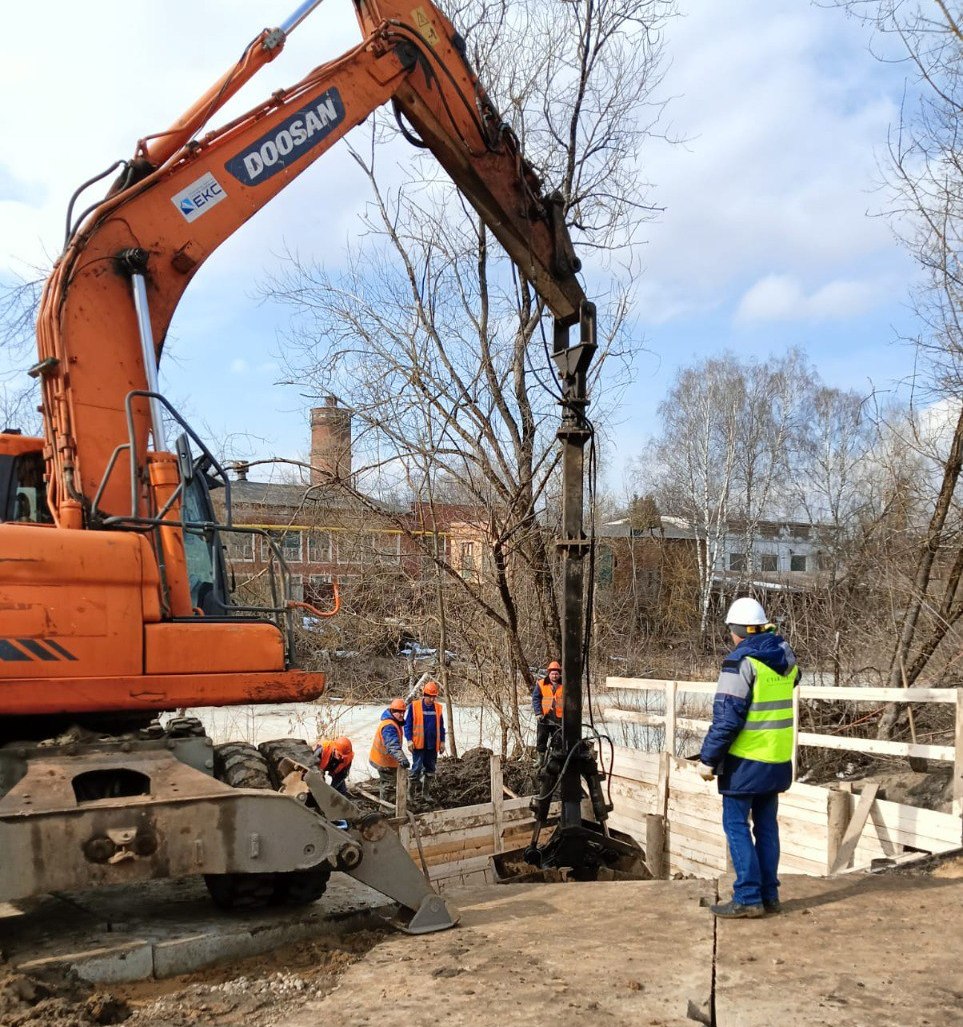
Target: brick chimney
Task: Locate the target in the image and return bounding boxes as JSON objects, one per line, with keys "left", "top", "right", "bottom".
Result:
{"left": 310, "top": 397, "right": 352, "bottom": 484}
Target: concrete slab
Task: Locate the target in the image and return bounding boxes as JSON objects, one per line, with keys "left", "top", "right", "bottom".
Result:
{"left": 0, "top": 874, "right": 388, "bottom": 983}
{"left": 275, "top": 880, "right": 718, "bottom": 1027}
{"left": 715, "top": 873, "right": 963, "bottom": 1027}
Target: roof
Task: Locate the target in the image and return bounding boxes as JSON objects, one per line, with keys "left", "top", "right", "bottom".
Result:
{"left": 217, "top": 479, "right": 362, "bottom": 513}
{"left": 597, "top": 516, "right": 696, "bottom": 541}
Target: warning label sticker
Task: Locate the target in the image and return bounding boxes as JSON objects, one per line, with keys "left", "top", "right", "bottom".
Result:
{"left": 411, "top": 6, "right": 440, "bottom": 47}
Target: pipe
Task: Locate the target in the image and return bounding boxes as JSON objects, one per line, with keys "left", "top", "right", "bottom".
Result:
{"left": 279, "top": 0, "right": 326, "bottom": 35}
{"left": 129, "top": 273, "right": 168, "bottom": 451}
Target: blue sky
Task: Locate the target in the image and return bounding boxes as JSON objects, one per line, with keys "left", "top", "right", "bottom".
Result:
{"left": 0, "top": 1, "right": 923, "bottom": 495}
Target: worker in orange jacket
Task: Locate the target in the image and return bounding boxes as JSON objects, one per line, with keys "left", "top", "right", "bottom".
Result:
{"left": 532, "top": 660, "right": 563, "bottom": 756}
{"left": 369, "top": 698, "right": 410, "bottom": 801}
{"left": 313, "top": 736, "right": 354, "bottom": 796}
{"left": 404, "top": 681, "right": 446, "bottom": 799}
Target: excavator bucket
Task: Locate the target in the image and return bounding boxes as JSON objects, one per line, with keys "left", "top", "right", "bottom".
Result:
{"left": 283, "top": 762, "right": 459, "bottom": 934}
{"left": 492, "top": 822, "right": 649, "bottom": 884}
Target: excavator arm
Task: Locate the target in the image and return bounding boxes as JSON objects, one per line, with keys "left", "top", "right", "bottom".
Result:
{"left": 38, "top": 0, "right": 586, "bottom": 527}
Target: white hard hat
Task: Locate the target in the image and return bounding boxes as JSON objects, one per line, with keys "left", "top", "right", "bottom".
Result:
{"left": 725, "top": 597, "right": 767, "bottom": 626}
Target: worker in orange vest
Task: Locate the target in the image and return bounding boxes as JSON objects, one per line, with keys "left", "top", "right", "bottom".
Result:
{"left": 404, "top": 681, "right": 446, "bottom": 799}
{"left": 312, "top": 736, "right": 354, "bottom": 796}
{"left": 532, "top": 660, "right": 563, "bottom": 756}
{"left": 369, "top": 698, "right": 410, "bottom": 801}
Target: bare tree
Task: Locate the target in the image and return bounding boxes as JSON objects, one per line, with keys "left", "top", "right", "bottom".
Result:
{"left": 267, "top": 0, "right": 673, "bottom": 692}
{"left": 821, "top": 1, "right": 963, "bottom": 727}
{"left": 0, "top": 274, "right": 44, "bottom": 434}
{"left": 641, "top": 350, "right": 813, "bottom": 638}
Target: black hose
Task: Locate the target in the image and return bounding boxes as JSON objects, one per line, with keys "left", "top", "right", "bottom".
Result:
{"left": 63, "top": 160, "right": 128, "bottom": 248}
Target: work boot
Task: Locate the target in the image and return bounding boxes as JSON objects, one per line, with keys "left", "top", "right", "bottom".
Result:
{"left": 763, "top": 899, "right": 782, "bottom": 915}
{"left": 422, "top": 776, "right": 433, "bottom": 801}
{"left": 709, "top": 900, "right": 764, "bottom": 919}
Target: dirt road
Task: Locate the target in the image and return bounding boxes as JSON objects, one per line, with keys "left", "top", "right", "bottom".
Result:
{"left": 3, "top": 863, "right": 962, "bottom": 1026}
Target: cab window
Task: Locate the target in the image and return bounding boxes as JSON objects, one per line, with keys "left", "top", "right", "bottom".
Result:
{"left": 0, "top": 451, "right": 53, "bottom": 524}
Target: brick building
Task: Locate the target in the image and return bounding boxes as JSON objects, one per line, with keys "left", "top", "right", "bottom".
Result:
{"left": 216, "top": 401, "right": 488, "bottom": 614}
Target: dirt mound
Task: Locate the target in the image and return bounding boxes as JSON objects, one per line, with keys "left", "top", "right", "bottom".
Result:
{"left": 354, "top": 746, "right": 537, "bottom": 813}
{"left": 431, "top": 747, "right": 537, "bottom": 809}
{"left": 0, "top": 969, "right": 129, "bottom": 1027}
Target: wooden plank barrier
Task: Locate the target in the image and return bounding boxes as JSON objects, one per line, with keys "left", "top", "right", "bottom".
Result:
{"left": 604, "top": 676, "right": 963, "bottom": 878}
{"left": 396, "top": 754, "right": 549, "bottom": 891}
{"left": 397, "top": 679, "right": 962, "bottom": 891}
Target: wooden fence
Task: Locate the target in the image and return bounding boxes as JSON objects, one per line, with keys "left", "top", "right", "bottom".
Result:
{"left": 605, "top": 678, "right": 963, "bottom": 878}
{"left": 355, "top": 757, "right": 544, "bottom": 891}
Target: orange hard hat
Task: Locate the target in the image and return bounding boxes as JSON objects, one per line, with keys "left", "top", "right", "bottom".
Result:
{"left": 423, "top": 681, "right": 440, "bottom": 696}
{"left": 389, "top": 698, "right": 406, "bottom": 713}
{"left": 333, "top": 736, "right": 353, "bottom": 756}
{"left": 547, "top": 660, "right": 562, "bottom": 672}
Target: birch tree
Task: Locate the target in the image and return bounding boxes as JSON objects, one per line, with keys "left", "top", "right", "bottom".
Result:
{"left": 643, "top": 351, "right": 814, "bottom": 638}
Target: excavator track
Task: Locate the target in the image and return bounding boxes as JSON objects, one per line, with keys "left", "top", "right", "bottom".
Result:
{"left": 204, "top": 739, "right": 330, "bottom": 910}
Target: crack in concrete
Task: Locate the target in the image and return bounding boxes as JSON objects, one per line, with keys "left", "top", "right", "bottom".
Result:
{"left": 709, "top": 878, "right": 718, "bottom": 1026}
{"left": 686, "top": 881, "right": 718, "bottom": 1026}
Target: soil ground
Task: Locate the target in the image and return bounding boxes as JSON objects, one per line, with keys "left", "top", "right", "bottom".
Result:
{"left": 354, "top": 746, "right": 537, "bottom": 814}
{"left": 2, "top": 858, "right": 962, "bottom": 1026}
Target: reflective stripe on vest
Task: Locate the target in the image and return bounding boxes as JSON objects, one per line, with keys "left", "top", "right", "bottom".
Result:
{"left": 411, "top": 699, "right": 443, "bottom": 751}
{"left": 538, "top": 680, "right": 563, "bottom": 718}
{"left": 318, "top": 740, "right": 352, "bottom": 777}
{"left": 369, "top": 717, "right": 404, "bottom": 769}
{"left": 727, "top": 657, "right": 797, "bottom": 764}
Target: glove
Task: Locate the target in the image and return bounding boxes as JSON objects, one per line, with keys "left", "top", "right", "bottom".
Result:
{"left": 439, "top": 745, "right": 446, "bottom": 756}
{"left": 697, "top": 763, "right": 716, "bottom": 781}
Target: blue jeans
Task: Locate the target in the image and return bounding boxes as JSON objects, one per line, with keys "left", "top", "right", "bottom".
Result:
{"left": 721, "top": 793, "right": 780, "bottom": 906}
{"left": 410, "top": 748, "right": 438, "bottom": 780}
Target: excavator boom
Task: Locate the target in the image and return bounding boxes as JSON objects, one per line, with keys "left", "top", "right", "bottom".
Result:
{"left": 39, "top": 0, "right": 585, "bottom": 531}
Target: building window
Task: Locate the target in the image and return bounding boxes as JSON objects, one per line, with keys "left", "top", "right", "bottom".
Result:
{"left": 760, "top": 554, "right": 778, "bottom": 572}
{"left": 289, "top": 574, "right": 304, "bottom": 601}
{"left": 460, "top": 542, "right": 476, "bottom": 573}
{"left": 307, "top": 531, "right": 332, "bottom": 564}
{"left": 261, "top": 529, "right": 302, "bottom": 564}
{"left": 376, "top": 533, "right": 402, "bottom": 564}
{"left": 224, "top": 533, "right": 253, "bottom": 563}
{"left": 729, "top": 552, "right": 746, "bottom": 572}
{"left": 790, "top": 554, "right": 807, "bottom": 572}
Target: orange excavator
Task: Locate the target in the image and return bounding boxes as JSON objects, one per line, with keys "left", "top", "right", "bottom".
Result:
{"left": 0, "top": 0, "right": 630, "bottom": 922}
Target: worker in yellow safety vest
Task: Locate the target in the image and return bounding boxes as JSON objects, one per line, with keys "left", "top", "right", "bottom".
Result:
{"left": 698, "top": 597, "right": 800, "bottom": 920}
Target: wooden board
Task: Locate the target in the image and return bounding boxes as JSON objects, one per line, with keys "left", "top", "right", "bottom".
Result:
{"left": 798, "top": 731, "right": 954, "bottom": 762}
{"left": 829, "top": 783, "right": 879, "bottom": 875}
{"left": 607, "top": 677, "right": 716, "bottom": 695}
{"left": 799, "top": 686, "right": 957, "bottom": 703}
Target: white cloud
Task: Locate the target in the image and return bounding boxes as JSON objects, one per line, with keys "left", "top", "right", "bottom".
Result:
{"left": 229, "top": 358, "right": 249, "bottom": 375}
{"left": 635, "top": 0, "right": 916, "bottom": 324}
{"left": 919, "top": 397, "right": 963, "bottom": 451}
{"left": 735, "top": 274, "right": 882, "bottom": 322}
